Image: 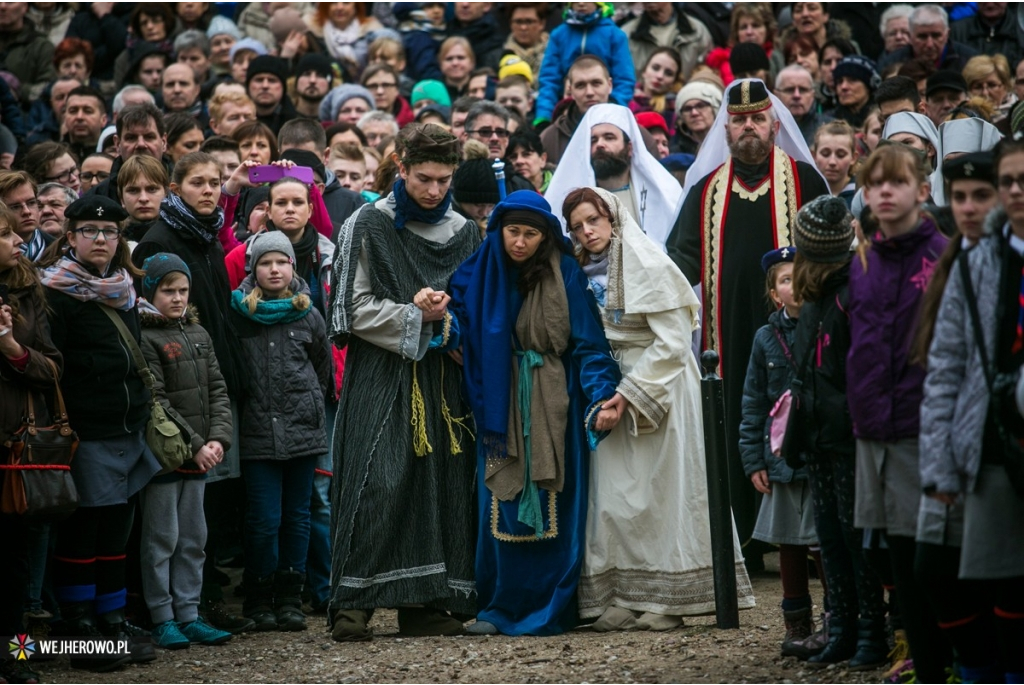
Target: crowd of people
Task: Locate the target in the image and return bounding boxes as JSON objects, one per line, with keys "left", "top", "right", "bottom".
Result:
{"left": 1, "top": 1, "right": 1023, "bottom": 683}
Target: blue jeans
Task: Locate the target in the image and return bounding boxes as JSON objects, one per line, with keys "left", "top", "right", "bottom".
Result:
{"left": 306, "top": 402, "right": 337, "bottom": 607}
{"left": 242, "top": 456, "right": 316, "bottom": 579}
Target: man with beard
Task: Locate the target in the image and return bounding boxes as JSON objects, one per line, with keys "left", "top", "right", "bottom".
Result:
{"left": 544, "top": 103, "right": 682, "bottom": 248}
{"left": 246, "top": 55, "right": 297, "bottom": 136}
{"left": 666, "top": 80, "right": 828, "bottom": 563}
{"left": 293, "top": 53, "right": 333, "bottom": 120}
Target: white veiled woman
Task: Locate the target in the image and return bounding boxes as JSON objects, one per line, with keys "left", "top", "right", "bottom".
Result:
{"left": 561, "top": 186, "right": 754, "bottom": 631}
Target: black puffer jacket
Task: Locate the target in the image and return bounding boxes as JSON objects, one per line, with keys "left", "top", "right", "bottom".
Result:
{"left": 140, "top": 304, "right": 232, "bottom": 475}
{"left": 45, "top": 291, "right": 150, "bottom": 441}
{"left": 791, "top": 263, "right": 855, "bottom": 460}
{"left": 228, "top": 277, "right": 331, "bottom": 461}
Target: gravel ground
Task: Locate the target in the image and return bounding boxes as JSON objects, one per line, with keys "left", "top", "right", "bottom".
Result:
{"left": 39, "top": 554, "right": 889, "bottom": 684}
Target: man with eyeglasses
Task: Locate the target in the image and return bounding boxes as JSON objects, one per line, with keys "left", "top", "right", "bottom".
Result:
{"left": 774, "top": 65, "right": 832, "bottom": 146}
{"left": 879, "top": 5, "right": 978, "bottom": 71}
{"left": 463, "top": 101, "right": 514, "bottom": 160}
{"left": 502, "top": 3, "right": 549, "bottom": 77}
{"left": 36, "top": 183, "right": 77, "bottom": 238}
{"left": 62, "top": 85, "right": 109, "bottom": 165}
{"left": 0, "top": 170, "right": 49, "bottom": 262}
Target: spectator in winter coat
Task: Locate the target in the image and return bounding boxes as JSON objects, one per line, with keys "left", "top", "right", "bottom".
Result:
{"left": 0, "top": 3, "right": 57, "bottom": 105}
{"left": 878, "top": 5, "right": 979, "bottom": 71}
{"left": 620, "top": 3, "right": 713, "bottom": 82}
{"left": 950, "top": 2, "right": 1024, "bottom": 70}
{"left": 502, "top": 3, "right": 550, "bottom": 79}
{"left": 446, "top": 2, "right": 504, "bottom": 71}
{"left": 64, "top": 4, "right": 127, "bottom": 84}
{"left": 534, "top": 3, "right": 635, "bottom": 127}
{"left": 393, "top": 4, "right": 445, "bottom": 83}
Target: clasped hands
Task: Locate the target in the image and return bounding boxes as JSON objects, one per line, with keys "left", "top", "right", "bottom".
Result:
{"left": 594, "top": 392, "right": 627, "bottom": 432}
{"left": 413, "top": 287, "right": 450, "bottom": 322}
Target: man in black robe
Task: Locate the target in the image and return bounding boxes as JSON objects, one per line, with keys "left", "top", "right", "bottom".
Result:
{"left": 667, "top": 80, "right": 829, "bottom": 565}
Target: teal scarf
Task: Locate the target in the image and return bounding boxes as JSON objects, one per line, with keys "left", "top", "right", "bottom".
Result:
{"left": 230, "top": 289, "right": 311, "bottom": 325}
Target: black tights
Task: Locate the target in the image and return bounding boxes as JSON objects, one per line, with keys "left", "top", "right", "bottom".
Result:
{"left": 52, "top": 501, "right": 135, "bottom": 615}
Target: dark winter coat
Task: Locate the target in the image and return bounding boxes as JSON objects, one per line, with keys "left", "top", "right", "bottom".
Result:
{"left": 0, "top": 284, "right": 62, "bottom": 446}
{"left": 847, "top": 218, "right": 948, "bottom": 441}
{"left": 132, "top": 218, "right": 246, "bottom": 398}
{"left": 447, "top": 13, "right": 505, "bottom": 71}
{"left": 739, "top": 308, "right": 807, "bottom": 483}
{"left": 229, "top": 279, "right": 331, "bottom": 461}
{"left": 0, "top": 19, "right": 57, "bottom": 104}
{"left": 140, "top": 304, "right": 232, "bottom": 479}
{"left": 793, "top": 264, "right": 855, "bottom": 459}
{"left": 950, "top": 9, "right": 1024, "bottom": 70}
{"left": 65, "top": 6, "right": 129, "bottom": 81}
{"left": 45, "top": 291, "right": 150, "bottom": 441}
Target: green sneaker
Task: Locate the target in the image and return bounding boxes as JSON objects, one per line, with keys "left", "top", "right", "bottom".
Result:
{"left": 150, "top": 620, "right": 190, "bottom": 650}
{"left": 179, "top": 617, "right": 232, "bottom": 645}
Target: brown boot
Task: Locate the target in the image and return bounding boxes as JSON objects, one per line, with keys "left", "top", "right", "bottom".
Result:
{"left": 787, "top": 612, "right": 829, "bottom": 661}
{"left": 331, "top": 608, "right": 373, "bottom": 642}
{"left": 397, "top": 607, "right": 465, "bottom": 636}
{"left": 780, "top": 607, "right": 815, "bottom": 659}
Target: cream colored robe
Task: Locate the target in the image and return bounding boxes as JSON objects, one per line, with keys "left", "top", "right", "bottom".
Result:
{"left": 578, "top": 188, "right": 755, "bottom": 618}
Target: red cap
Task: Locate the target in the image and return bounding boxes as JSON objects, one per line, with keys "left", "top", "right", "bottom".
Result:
{"left": 634, "top": 111, "right": 669, "bottom": 136}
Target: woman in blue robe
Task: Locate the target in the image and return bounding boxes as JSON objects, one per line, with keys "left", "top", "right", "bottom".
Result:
{"left": 450, "top": 190, "right": 621, "bottom": 636}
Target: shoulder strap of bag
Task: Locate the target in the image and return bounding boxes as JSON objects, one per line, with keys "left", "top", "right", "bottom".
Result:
{"left": 958, "top": 250, "right": 996, "bottom": 393}
{"left": 99, "top": 305, "right": 156, "bottom": 392}
{"left": 771, "top": 324, "right": 798, "bottom": 372}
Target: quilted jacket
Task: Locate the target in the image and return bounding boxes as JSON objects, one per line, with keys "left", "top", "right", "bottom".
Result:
{"left": 139, "top": 304, "right": 233, "bottom": 476}
{"left": 229, "top": 277, "right": 331, "bottom": 461}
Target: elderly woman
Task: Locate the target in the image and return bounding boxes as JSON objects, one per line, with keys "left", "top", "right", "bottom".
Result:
{"left": 37, "top": 195, "right": 161, "bottom": 669}
{"left": 54, "top": 37, "right": 94, "bottom": 84}
{"left": 563, "top": 186, "right": 754, "bottom": 631}
{"left": 450, "top": 190, "right": 621, "bottom": 636}
{"left": 878, "top": 5, "right": 913, "bottom": 61}
{"left": 0, "top": 204, "right": 61, "bottom": 683}
{"left": 319, "top": 84, "right": 376, "bottom": 126}
{"left": 962, "top": 54, "right": 1017, "bottom": 128}
{"left": 672, "top": 81, "right": 723, "bottom": 155}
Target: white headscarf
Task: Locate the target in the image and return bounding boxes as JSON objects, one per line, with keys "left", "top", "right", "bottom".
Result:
{"left": 543, "top": 103, "right": 682, "bottom": 249}
{"left": 882, "top": 111, "right": 944, "bottom": 204}
{"left": 676, "top": 78, "right": 824, "bottom": 212}
{"left": 938, "top": 117, "right": 1003, "bottom": 160}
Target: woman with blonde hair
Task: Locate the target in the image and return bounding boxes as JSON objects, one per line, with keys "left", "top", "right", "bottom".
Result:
{"left": 962, "top": 54, "right": 1016, "bottom": 126}
{"left": 438, "top": 36, "right": 475, "bottom": 103}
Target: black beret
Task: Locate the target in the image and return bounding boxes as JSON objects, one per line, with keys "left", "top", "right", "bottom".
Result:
{"left": 942, "top": 150, "right": 996, "bottom": 186}
{"left": 64, "top": 194, "right": 129, "bottom": 223}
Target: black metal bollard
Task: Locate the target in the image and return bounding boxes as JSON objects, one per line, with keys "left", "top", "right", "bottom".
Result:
{"left": 700, "top": 350, "right": 740, "bottom": 629}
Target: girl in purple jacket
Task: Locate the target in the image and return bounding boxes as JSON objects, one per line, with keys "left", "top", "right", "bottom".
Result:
{"left": 849, "top": 145, "right": 952, "bottom": 684}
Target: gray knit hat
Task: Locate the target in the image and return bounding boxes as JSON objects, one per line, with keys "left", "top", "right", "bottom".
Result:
{"left": 793, "top": 196, "right": 854, "bottom": 263}
{"left": 141, "top": 252, "right": 191, "bottom": 302}
{"left": 248, "top": 231, "right": 295, "bottom": 272}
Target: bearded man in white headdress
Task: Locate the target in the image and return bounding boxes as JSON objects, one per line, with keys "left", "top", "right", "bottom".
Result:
{"left": 667, "top": 79, "right": 829, "bottom": 556}
{"left": 545, "top": 103, "right": 682, "bottom": 248}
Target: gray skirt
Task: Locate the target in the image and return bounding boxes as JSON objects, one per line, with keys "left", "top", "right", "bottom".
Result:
{"left": 854, "top": 438, "right": 921, "bottom": 538}
{"left": 71, "top": 431, "right": 161, "bottom": 507}
{"left": 959, "top": 464, "right": 1024, "bottom": 579}
{"left": 752, "top": 479, "right": 817, "bottom": 546}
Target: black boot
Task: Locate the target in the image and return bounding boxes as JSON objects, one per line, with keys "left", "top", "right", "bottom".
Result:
{"left": 780, "top": 607, "right": 814, "bottom": 658}
{"left": 56, "top": 602, "right": 130, "bottom": 672}
{"left": 97, "top": 607, "right": 157, "bottom": 664}
{"left": 848, "top": 616, "right": 889, "bottom": 671}
{"left": 807, "top": 615, "right": 856, "bottom": 667}
{"left": 242, "top": 573, "right": 278, "bottom": 632}
{"left": 274, "top": 570, "right": 308, "bottom": 632}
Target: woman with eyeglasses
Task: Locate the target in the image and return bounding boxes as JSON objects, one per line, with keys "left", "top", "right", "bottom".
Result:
{"left": 80, "top": 153, "right": 115, "bottom": 195}
{"left": 671, "top": 80, "right": 723, "bottom": 155}
{"left": 37, "top": 194, "right": 160, "bottom": 670}
{"left": 16, "top": 141, "right": 81, "bottom": 195}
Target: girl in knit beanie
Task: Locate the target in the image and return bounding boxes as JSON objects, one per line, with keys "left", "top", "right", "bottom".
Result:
{"left": 789, "top": 195, "right": 889, "bottom": 669}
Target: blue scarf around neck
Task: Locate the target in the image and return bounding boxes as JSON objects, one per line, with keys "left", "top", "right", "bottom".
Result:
{"left": 391, "top": 178, "right": 453, "bottom": 230}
